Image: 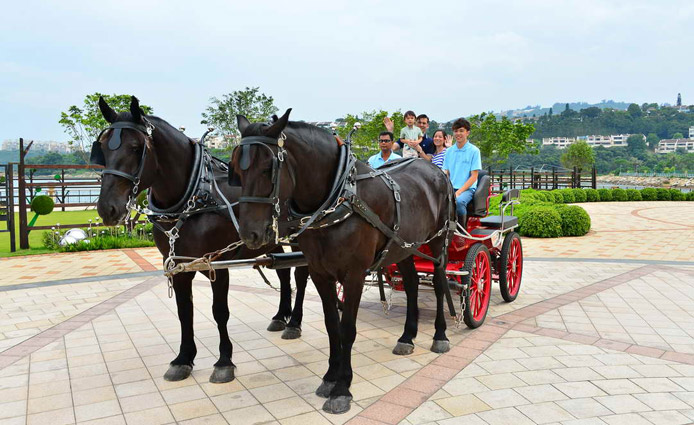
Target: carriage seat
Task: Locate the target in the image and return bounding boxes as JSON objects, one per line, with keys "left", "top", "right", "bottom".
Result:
{"left": 479, "top": 188, "right": 519, "bottom": 230}
{"left": 466, "top": 171, "right": 490, "bottom": 218}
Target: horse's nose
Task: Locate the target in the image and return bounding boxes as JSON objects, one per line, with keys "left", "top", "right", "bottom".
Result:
{"left": 247, "top": 230, "right": 263, "bottom": 249}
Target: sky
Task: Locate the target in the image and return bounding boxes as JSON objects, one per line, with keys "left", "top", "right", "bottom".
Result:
{"left": 2, "top": 0, "right": 693, "bottom": 142}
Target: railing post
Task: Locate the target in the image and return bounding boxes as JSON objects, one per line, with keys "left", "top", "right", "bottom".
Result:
{"left": 552, "top": 167, "right": 557, "bottom": 190}
{"left": 510, "top": 165, "right": 514, "bottom": 189}
{"left": 592, "top": 166, "right": 597, "bottom": 189}
{"left": 530, "top": 167, "right": 535, "bottom": 189}
{"left": 7, "top": 163, "right": 16, "bottom": 252}
{"left": 18, "top": 139, "right": 29, "bottom": 249}
{"left": 61, "top": 169, "right": 66, "bottom": 212}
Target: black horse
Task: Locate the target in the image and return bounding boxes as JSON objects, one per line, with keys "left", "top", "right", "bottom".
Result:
{"left": 94, "top": 97, "right": 309, "bottom": 384}
{"left": 231, "top": 110, "right": 455, "bottom": 413}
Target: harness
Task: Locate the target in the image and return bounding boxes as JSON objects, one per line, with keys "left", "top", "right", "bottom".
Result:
{"left": 91, "top": 121, "right": 241, "bottom": 296}
{"left": 234, "top": 131, "right": 455, "bottom": 313}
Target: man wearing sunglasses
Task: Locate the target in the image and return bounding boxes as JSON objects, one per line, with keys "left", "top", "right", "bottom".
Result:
{"left": 368, "top": 131, "right": 401, "bottom": 168}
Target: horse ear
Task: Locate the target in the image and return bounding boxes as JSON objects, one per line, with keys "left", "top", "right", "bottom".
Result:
{"left": 270, "top": 114, "right": 279, "bottom": 123}
{"left": 265, "top": 108, "right": 292, "bottom": 137}
{"left": 237, "top": 115, "right": 251, "bottom": 135}
{"left": 130, "top": 96, "right": 144, "bottom": 123}
{"left": 98, "top": 96, "right": 118, "bottom": 123}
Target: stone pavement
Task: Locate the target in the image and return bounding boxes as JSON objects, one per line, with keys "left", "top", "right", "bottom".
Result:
{"left": 0, "top": 202, "right": 692, "bottom": 425}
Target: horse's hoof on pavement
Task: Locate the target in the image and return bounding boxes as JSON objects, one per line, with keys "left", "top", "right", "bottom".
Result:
{"left": 164, "top": 364, "right": 192, "bottom": 381}
{"left": 430, "top": 340, "right": 450, "bottom": 353}
{"left": 392, "top": 342, "right": 415, "bottom": 355}
{"left": 267, "top": 320, "right": 286, "bottom": 332}
{"left": 322, "top": 395, "right": 352, "bottom": 414}
{"left": 209, "top": 366, "right": 235, "bottom": 383}
{"left": 315, "top": 380, "right": 336, "bottom": 398}
{"left": 281, "top": 327, "right": 302, "bottom": 340}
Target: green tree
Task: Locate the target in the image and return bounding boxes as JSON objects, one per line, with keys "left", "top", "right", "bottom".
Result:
{"left": 673, "top": 132, "right": 684, "bottom": 139}
{"left": 627, "top": 103, "right": 642, "bottom": 117}
{"left": 560, "top": 140, "right": 595, "bottom": 171}
{"left": 646, "top": 133, "right": 659, "bottom": 150}
{"left": 201, "top": 87, "right": 278, "bottom": 141}
{"left": 467, "top": 113, "right": 536, "bottom": 163}
{"left": 337, "top": 110, "right": 403, "bottom": 160}
{"left": 626, "top": 134, "right": 647, "bottom": 158}
{"left": 59, "top": 93, "right": 153, "bottom": 162}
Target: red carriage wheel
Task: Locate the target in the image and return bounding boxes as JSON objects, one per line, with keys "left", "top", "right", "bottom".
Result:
{"left": 336, "top": 283, "right": 345, "bottom": 311}
{"left": 462, "top": 243, "right": 492, "bottom": 329}
{"left": 498, "top": 232, "right": 522, "bottom": 302}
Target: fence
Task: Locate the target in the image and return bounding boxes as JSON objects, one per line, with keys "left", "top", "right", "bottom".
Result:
{"left": 488, "top": 166, "right": 596, "bottom": 192}
{"left": 1, "top": 163, "right": 16, "bottom": 252}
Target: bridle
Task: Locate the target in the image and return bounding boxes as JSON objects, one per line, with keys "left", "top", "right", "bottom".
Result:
{"left": 90, "top": 118, "right": 156, "bottom": 212}
{"left": 230, "top": 132, "right": 288, "bottom": 243}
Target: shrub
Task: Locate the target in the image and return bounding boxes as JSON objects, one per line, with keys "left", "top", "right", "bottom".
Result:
{"left": 585, "top": 188, "right": 599, "bottom": 202}
{"left": 641, "top": 188, "right": 657, "bottom": 201}
{"left": 559, "top": 189, "right": 575, "bottom": 203}
{"left": 687, "top": 191, "right": 694, "bottom": 201}
{"left": 532, "top": 192, "right": 548, "bottom": 202}
{"left": 625, "top": 189, "right": 642, "bottom": 201}
{"left": 545, "top": 191, "right": 560, "bottom": 203}
{"left": 656, "top": 188, "right": 671, "bottom": 201}
{"left": 597, "top": 188, "right": 613, "bottom": 201}
{"left": 611, "top": 188, "right": 627, "bottom": 201}
{"left": 572, "top": 189, "right": 587, "bottom": 203}
{"left": 30, "top": 195, "right": 55, "bottom": 215}
{"left": 558, "top": 205, "right": 591, "bottom": 236}
{"left": 670, "top": 189, "right": 684, "bottom": 201}
{"left": 518, "top": 206, "right": 562, "bottom": 238}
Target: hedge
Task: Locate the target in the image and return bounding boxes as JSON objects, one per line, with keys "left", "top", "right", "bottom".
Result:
{"left": 572, "top": 188, "right": 587, "bottom": 203}
{"left": 656, "top": 188, "right": 671, "bottom": 201}
{"left": 518, "top": 206, "right": 563, "bottom": 238}
{"left": 585, "top": 188, "right": 599, "bottom": 202}
{"left": 687, "top": 191, "right": 694, "bottom": 201}
{"left": 558, "top": 205, "right": 592, "bottom": 236}
{"left": 626, "top": 189, "right": 642, "bottom": 201}
{"left": 641, "top": 188, "right": 657, "bottom": 201}
{"left": 670, "top": 189, "right": 684, "bottom": 201}
{"left": 611, "top": 188, "right": 627, "bottom": 201}
{"left": 597, "top": 188, "right": 613, "bottom": 201}
{"left": 559, "top": 189, "right": 575, "bottom": 203}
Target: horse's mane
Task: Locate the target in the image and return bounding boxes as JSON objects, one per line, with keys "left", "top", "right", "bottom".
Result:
{"left": 114, "top": 112, "right": 193, "bottom": 146}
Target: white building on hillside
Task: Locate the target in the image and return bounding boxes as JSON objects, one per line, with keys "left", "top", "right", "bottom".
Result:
{"left": 542, "top": 137, "right": 575, "bottom": 148}
{"left": 689, "top": 126, "right": 694, "bottom": 139}
{"left": 656, "top": 138, "right": 694, "bottom": 154}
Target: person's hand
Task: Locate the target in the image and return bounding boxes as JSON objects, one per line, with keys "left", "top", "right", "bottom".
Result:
{"left": 455, "top": 188, "right": 464, "bottom": 197}
{"left": 406, "top": 139, "right": 419, "bottom": 148}
{"left": 445, "top": 135, "right": 453, "bottom": 147}
{"left": 383, "top": 117, "right": 394, "bottom": 133}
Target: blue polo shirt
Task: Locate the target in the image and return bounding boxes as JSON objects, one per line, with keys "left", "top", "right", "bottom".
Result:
{"left": 368, "top": 151, "right": 401, "bottom": 168}
{"left": 442, "top": 142, "right": 482, "bottom": 189}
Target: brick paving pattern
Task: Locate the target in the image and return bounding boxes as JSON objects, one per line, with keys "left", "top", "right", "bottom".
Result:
{"left": 0, "top": 202, "right": 691, "bottom": 424}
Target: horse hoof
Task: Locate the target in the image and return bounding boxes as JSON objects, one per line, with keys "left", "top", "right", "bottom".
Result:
{"left": 315, "top": 380, "right": 336, "bottom": 398}
{"left": 209, "top": 366, "right": 235, "bottom": 383}
{"left": 281, "top": 327, "right": 302, "bottom": 340}
{"left": 163, "top": 364, "right": 193, "bottom": 382}
{"left": 430, "top": 340, "right": 450, "bottom": 353}
{"left": 267, "top": 320, "right": 286, "bottom": 332}
{"left": 392, "top": 342, "right": 415, "bottom": 355}
{"left": 322, "top": 395, "right": 352, "bottom": 414}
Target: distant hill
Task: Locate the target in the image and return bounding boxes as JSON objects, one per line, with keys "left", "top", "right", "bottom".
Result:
{"left": 498, "top": 100, "right": 633, "bottom": 119}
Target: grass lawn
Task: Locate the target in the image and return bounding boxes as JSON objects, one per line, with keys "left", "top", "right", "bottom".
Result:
{"left": 0, "top": 209, "right": 110, "bottom": 257}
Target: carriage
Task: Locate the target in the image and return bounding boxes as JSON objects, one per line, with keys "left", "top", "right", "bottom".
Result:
{"left": 380, "top": 171, "right": 523, "bottom": 329}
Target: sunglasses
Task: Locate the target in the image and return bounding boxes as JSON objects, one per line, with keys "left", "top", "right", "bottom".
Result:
{"left": 379, "top": 139, "right": 392, "bottom": 143}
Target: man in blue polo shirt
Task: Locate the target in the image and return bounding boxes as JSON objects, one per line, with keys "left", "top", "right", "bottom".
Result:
{"left": 442, "top": 118, "right": 482, "bottom": 226}
{"left": 368, "top": 131, "right": 401, "bottom": 168}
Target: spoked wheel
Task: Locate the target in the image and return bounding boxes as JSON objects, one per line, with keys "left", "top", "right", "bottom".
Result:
{"left": 498, "top": 232, "right": 523, "bottom": 302}
{"left": 462, "top": 243, "right": 492, "bottom": 329}
{"left": 336, "top": 283, "right": 345, "bottom": 311}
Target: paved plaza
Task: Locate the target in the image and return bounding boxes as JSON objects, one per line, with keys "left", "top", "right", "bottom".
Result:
{"left": 0, "top": 202, "right": 693, "bottom": 425}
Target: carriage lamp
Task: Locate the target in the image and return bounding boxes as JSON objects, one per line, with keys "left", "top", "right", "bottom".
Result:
{"left": 353, "top": 122, "right": 362, "bottom": 130}
{"left": 208, "top": 127, "right": 215, "bottom": 133}
{"left": 179, "top": 126, "right": 186, "bottom": 132}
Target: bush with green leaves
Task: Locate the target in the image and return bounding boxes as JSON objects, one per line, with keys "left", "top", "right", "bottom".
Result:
{"left": 656, "top": 188, "right": 671, "bottom": 201}
{"left": 670, "top": 189, "right": 684, "bottom": 201}
{"left": 625, "top": 189, "right": 642, "bottom": 201}
{"left": 572, "top": 188, "right": 587, "bottom": 203}
{"left": 43, "top": 224, "right": 154, "bottom": 252}
{"left": 597, "top": 188, "right": 613, "bottom": 201}
{"left": 559, "top": 189, "right": 575, "bottom": 203}
{"left": 687, "top": 191, "right": 694, "bottom": 201}
{"left": 611, "top": 188, "right": 627, "bottom": 201}
{"left": 543, "top": 191, "right": 558, "bottom": 203}
{"left": 585, "top": 188, "right": 599, "bottom": 202}
{"left": 518, "top": 206, "right": 563, "bottom": 238}
{"left": 532, "top": 192, "right": 548, "bottom": 202}
{"left": 31, "top": 195, "right": 55, "bottom": 215}
{"left": 557, "top": 205, "right": 591, "bottom": 236}
{"left": 641, "top": 188, "right": 657, "bottom": 201}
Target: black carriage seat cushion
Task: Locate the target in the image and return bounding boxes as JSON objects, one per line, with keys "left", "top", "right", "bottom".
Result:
{"left": 479, "top": 215, "right": 519, "bottom": 230}
{"left": 466, "top": 171, "right": 490, "bottom": 217}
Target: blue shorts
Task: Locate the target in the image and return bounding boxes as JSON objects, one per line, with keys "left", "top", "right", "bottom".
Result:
{"left": 455, "top": 188, "right": 475, "bottom": 217}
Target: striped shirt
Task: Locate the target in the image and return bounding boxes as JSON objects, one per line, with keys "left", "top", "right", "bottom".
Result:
{"left": 431, "top": 148, "right": 447, "bottom": 168}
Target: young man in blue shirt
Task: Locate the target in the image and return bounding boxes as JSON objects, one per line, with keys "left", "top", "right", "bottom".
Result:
{"left": 368, "top": 131, "right": 401, "bottom": 168}
{"left": 442, "top": 118, "right": 482, "bottom": 226}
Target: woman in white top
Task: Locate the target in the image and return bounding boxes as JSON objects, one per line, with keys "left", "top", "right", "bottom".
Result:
{"left": 431, "top": 129, "right": 452, "bottom": 168}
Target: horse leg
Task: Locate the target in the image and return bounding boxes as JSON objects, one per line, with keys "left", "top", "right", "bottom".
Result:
{"left": 202, "top": 269, "right": 236, "bottom": 383}
{"left": 164, "top": 272, "right": 197, "bottom": 381}
{"left": 393, "top": 257, "right": 419, "bottom": 355}
{"left": 313, "top": 275, "right": 342, "bottom": 399}
{"left": 267, "top": 268, "right": 292, "bottom": 332}
{"left": 323, "top": 271, "right": 364, "bottom": 414}
{"left": 430, "top": 241, "right": 451, "bottom": 353}
{"left": 282, "top": 266, "right": 309, "bottom": 340}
